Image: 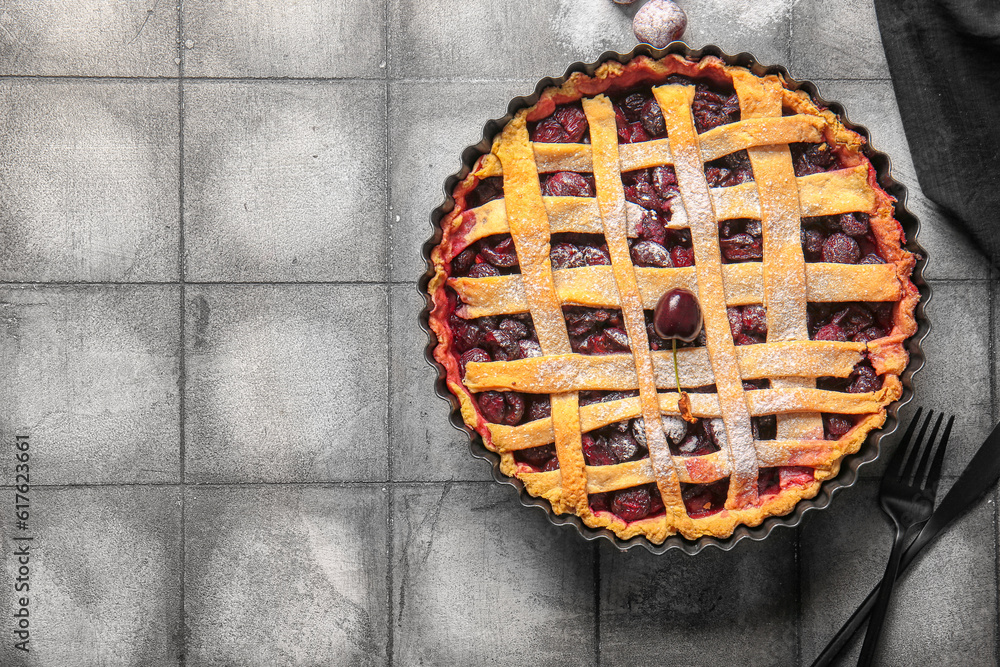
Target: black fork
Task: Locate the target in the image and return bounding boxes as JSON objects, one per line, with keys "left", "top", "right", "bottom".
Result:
{"left": 857, "top": 408, "right": 954, "bottom": 666}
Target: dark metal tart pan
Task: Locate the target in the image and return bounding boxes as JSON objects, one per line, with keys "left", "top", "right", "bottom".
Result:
{"left": 417, "top": 42, "right": 929, "bottom": 555}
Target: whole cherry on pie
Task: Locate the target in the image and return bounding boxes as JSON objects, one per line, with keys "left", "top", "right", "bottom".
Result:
{"left": 654, "top": 288, "right": 703, "bottom": 340}
{"left": 427, "top": 53, "right": 920, "bottom": 543}
{"left": 654, "top": 288, "right": 703, "bottom": 423}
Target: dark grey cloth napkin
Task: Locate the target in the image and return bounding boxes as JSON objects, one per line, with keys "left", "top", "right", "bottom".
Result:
{"left": 873, "top": 0, "right": 1000, "bottom": 264}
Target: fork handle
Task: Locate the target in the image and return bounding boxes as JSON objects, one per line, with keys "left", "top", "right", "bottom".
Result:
{"left": 856, "top": 522, "right": 923, "bottom": 666}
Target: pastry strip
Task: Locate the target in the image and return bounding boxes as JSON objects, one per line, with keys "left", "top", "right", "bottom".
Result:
{"left": 451, "top": 263, "right": 901, "bottom": 317}
{"left": 493, "top": 116, "right": 588, "bottom": 515}
{"left": 582, "top": 95, "right": 688, "bottom": 527}
{"left": 733, "top": 71, "right": 826, "bottom": 441}
{"left": 654, "top": 84, "right": 760, "bottom": 509}
{"left": 464, "top": 341, "right": 866, "bottom": 392}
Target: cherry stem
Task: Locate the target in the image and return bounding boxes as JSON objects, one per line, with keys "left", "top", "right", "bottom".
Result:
{"left": 672, "top": 338, "right": 681, "bottom": 394}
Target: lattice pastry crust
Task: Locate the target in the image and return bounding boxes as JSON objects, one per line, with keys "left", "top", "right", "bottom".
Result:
{"left": 428, "top": 55, "right": 918, "bottom": 542}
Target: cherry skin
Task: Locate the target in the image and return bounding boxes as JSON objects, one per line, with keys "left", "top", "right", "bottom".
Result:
{"left": 653, "top": 288, "right": 703, "bottom": 341}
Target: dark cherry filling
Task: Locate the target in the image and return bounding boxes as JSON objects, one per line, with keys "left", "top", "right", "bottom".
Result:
{"left": 450, "top": 310, "right": 543, "bottom": 428}
{"left": 541, "top": 171, "right": 595, "bottom": 197}
{"left": 451, "top": 235, "right": 519, "bottom": 277}
{"left": 823, "top": 414, "right": 856, "bottom": 439}
{"left": 719, "top": 218, "right": 763, "bottom": 263}
{"left": 681, "top": 479, "right": 730, "bottom": 518}
{"left": 705, "top": 150, "right": 754, "bottom": 187}
{"left": 623, "top": 166, "right": 679, "bottom": 215}
{"left": 589, "top": 460, "right": 816, "bottom": 524}
{"left": 590, "top": 483, "right": 665, "bottom": 522}
{"left": 817, "top": 358, "right": 884, "bottom": 439}
{"left": 464, "top": 176, "right": 504, "bottom": 209}
{"left": 817, "top": 359, "right": 883, "bottom": 394}
{"left": 563, "top": 306, "right": 630, "bottom": 355}
{"left": 802, "top": 213, "right": 885, "bottom": 264}
{"left": 666, "top": 417, "right": 721, "bottom": 457}
{"left": 450, "top": 312, "right": 540, "bottom": 361}
{"left": 807, "top": 302, "right": 893, "bottom": 344}
{"left": 549, "top": 233, "right": 612, "bottom": 269}
{"left": 607, "top": 78, "right": 741, "bottom": 146}
{"left": 513, "top": 442, "right": 559, "bottom": 472}
{"left": 689, "top": 83, "right": 741, "bottom": 133}
{"left": 807, "top": 301, "right": 890, "bottom": 441}
{"left": 581, "top": 418, "right": 647, "bottom": 467}
{"left": 475, "top": 390, "right": 525, "bottom": 426}
{"left": 517, "top": 391, "right": 644, "bottom": 472}
{"left": 613, "top": 91, "right": 667, "bottom": 143}
{"left": 614, "top": 80, "right": 740, "bottom": 142}
{"left": 529, "top": 104, "right": 590, "bottom": 144}
{"left": 621, "top": 167, "right": 696, "bottom": 268}
{"left": 726, "top": 304, "right": 767, "bottom": 345}
{"left": 791, "top": 142, "right": 842, "bottom": 177}
{"left": 758, "top": 467, "right": 781, "bottom": 496}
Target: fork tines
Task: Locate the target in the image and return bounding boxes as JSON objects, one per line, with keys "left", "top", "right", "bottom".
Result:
{"left": 893, "top": 409, "right": 955, "bottom": 492}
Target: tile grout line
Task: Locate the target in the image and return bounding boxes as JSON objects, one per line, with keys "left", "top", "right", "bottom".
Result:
{"left": 177, "top": 4, "right": 188, "bottom": 665}
{"left": 384, "top": 2, "right": 394, "bottom": 663}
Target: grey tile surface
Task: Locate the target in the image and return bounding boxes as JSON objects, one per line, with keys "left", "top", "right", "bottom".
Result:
{"left": 183, "top": 80, "right": 388, "bottom": 283}
{"left": 392, "top": 483, "right": 596, "bottom": 666}
{"left": 0, "top": 0, "right": 179, "bottom": 77}
{"left": 182, "top": 0, "right": 386, "bottom": 79}
{"left": 600, "top": 532, "right": 798, "bottom": 667}
{"left": 0, "top": 80, "right": 180, "bottom": 282}
{"left": 0, "top": 1, "right": 997, "bottom": 665}
{"left": 683, "top": 0, "right": 792, "bottom": 68}
{"left": 389, "top": 79, "right": 535, "bottom": 281}
{"left": 0, "top": 285, "right": 180, "bottom": 485}
{"left": 880, "top": 281, "right": 993, "bottom": 480}
{"left": 388, "top": 0, "right": 637, "bottom": 79}
{"left": 184, "top": 285, "right": 388, "bottom": 483}
{"left": 857, "top": 280, "right": 991, "bottom": 480}
{"left": 791, "top": 0, "right": 889, "bottom": 80}
{"left": 906, "top": 192, "right": 992, "bottom": 281}
{"left": 799, "top": 481, "right": 997, "bottom": 666}
{"left": 185, "top": 485, "right": 388, "bottom": 666}
{"left": 390, "top": 286, "right": 491, "bottom": 482}
{"left": 0, "top": 486, "right": 182, "bottom": 667}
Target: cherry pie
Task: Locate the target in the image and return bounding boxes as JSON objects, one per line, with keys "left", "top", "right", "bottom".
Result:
{"left": 427, "top": 54, "right": 919, "bottom": 543}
